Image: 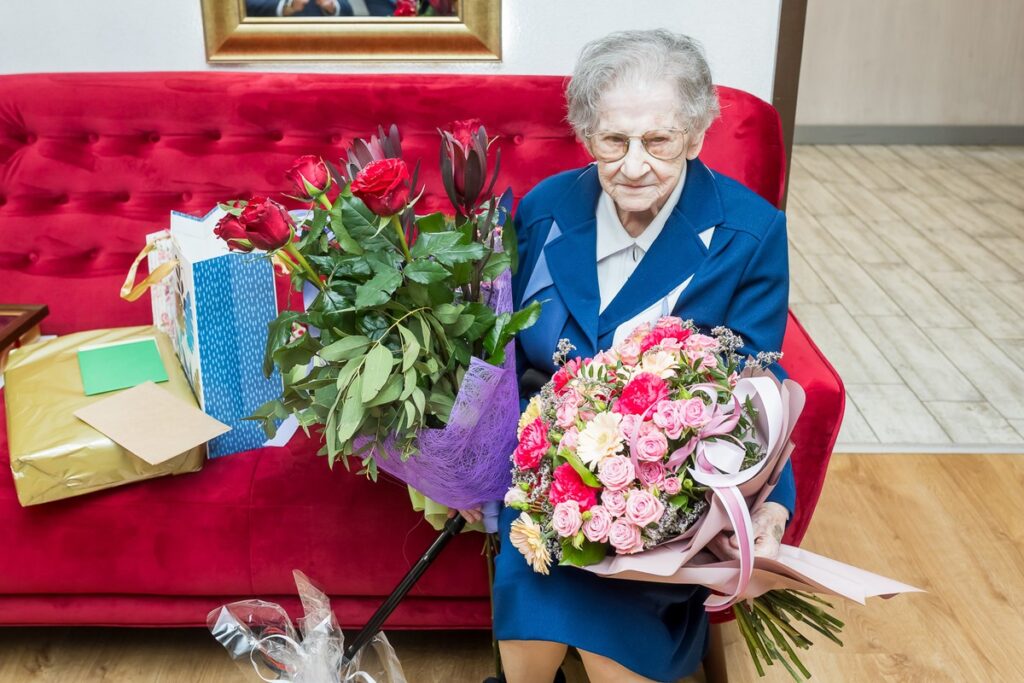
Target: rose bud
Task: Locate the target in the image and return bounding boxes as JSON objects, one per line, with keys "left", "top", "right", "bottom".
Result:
{"left": 285, "top": 155, "right": 340, "bottom": 205}
{"left": 213, "top": 213, "right": 254, "bottom": 252}
{"left": 350, "top": 158, "right": 411, "bottom": 216}
{"left": 238, "top": 195, "right": 295, "bottom": 251}
{"left": 394, "top": 0, "right": 418, "bottom": 16}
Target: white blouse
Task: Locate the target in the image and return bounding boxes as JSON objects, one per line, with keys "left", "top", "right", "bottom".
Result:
{"left": 595, "top": 166, "right": 716, "bottom": 346}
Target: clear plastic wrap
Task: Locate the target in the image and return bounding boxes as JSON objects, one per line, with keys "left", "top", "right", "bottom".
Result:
{"left": 208, "top": 570, "right": 407, "bottom": 683}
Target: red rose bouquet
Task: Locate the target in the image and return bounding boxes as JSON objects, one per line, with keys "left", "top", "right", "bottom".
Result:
{"left": 213, "top": 124, "right": 540, "bottom": 514}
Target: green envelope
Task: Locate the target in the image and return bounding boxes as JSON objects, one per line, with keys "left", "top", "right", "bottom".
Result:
{"left": 77, "top": 337, "right": 169, "bottom": 396}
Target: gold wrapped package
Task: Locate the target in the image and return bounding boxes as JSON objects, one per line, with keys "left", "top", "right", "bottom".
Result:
{"left": 4, "top": 326, "right": 204, "bottom": 506}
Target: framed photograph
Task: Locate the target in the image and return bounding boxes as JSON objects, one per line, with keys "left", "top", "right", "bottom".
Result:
{"left": 200, "top": 0, "right": 500, "bottom": 62}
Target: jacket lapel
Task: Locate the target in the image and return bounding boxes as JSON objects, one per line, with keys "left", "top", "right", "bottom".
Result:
{"left": 597, "top": 159, "right": 727, "bottom": 338}
{"left": 544, "top": 165, "right": 603, "bottom": 350}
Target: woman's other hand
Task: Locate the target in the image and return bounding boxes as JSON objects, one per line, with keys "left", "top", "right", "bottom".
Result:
{"left": 708, "top": 502, "right": 789, "bottom": 561}
{"left": 447, "top": 507, "right": 484, "bottom": 525}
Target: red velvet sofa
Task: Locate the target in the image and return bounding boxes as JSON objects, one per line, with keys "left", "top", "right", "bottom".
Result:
{"left": 0, "top": 73, "right": 844, "bottom": 628}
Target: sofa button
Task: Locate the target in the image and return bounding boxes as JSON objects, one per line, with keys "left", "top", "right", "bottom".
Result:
{"left": 115, "top": 192, "right": 130, "bottom": 203}
{"left": 330, "top": 134, "right": 343, "bottom": 144}
{"left": 86, "top": 132, "right": 99, "bottom": 143}
{"left": 25, "top": 132, "right": 38, "bottom": 144}
{"left": 268, "top": 131, "right": 284, "bottom": 142}
{"left": 0, "top": 195, "right": 6, "bottom": 206}
{"left": 146, "top": 132, "right": 161, "bottom": 143}
{"left": 88, "top": 249, "right": 100, "bottom": 260}
{"left": 27, "top": 252, "right": 39, "bottom": 263}
{"left": 56, "top": 194, "right": 69, "bottom": 204}
{"left": 207, "top": 130, "right": 222, "bottom": 141}
{"left": 181, "top": 192, "right": 193, "bottom": 202}
{"left": 513, "top": 134, "right": 524, "bottom": 145}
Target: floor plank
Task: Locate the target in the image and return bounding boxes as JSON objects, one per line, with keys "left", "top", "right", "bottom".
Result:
{"left": 845, "top": 385, "right": 951, "bottom": 444}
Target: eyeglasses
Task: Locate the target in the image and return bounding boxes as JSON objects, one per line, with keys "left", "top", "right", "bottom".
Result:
{"left": 585, "top": 128, "right": 688, "bottom": 162}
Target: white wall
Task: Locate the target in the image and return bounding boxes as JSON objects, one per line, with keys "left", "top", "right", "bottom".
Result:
{"left": 797, "top": 0, "right": 1024, "bottom": 126}
{"left": 0, "top": 1, "right": 782, "bottom": 103}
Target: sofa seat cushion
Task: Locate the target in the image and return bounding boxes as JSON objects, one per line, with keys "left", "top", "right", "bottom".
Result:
{"left": 0, "top": 391, "right": 490, "bottom": 599}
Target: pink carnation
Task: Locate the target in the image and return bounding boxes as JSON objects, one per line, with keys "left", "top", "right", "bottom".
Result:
{"left": 601, "top": 489, "right": 627, "bottom": 517}
{"left": 613, "top": 373, "right": 669, "bottom": 417}
{"left": 625, "top": 490, "right": 665, "bottom": 528}
{"left": 513, "top": 418, "right": 548, "bottom": 470}
{"left": 598, "top": 455, "right": 636, "bottom": 492}
{"left": 608, "top": 519, "right": 644, "bottom": 554}
{"left": 582, "top": 505, "right": 613, "bottom": 543}
{"left": 556, "top": 397, "right": 579, "bottom": 429}
{"left": 617, "top": 340, "right": 641, "bottom": 366}
{"left": 639, "top": 322, "right": 691, "bottom": 353}
{"left": 552, "top": 501, "right": 583, "bottom": 538}
{"left": 549, "top": 463, "right": 597, "bottom": 511}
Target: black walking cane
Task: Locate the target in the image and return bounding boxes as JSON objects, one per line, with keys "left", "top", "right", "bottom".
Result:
{"left": 341, "top": 514, "right": 468, "bottom": 665}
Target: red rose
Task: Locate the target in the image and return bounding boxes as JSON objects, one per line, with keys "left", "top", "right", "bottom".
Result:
{"left": 214, "top": 214, "right": 254, "bottom": 252}
{"left": 513, "top": 418, "right": 549, "bottom": 470}
{"left": 238, "top": 196, "right": 295, "bottom": 251}
{"left": 286, "top": 155, "right": 339, "bottom": 204}
{"left": 613, "top": 373, "right": 670, "bottom": 417}
{"left": 350, "top": 158, "right": 411, "bottom": 216}
{"left": 394, "top": 0, "right": 417, "bottom": 16}
{"left": 640, "top": 324, "right": 691, "bottom": 353}
{"left": 549, "top": 463, "right": 597, "bottom": 511}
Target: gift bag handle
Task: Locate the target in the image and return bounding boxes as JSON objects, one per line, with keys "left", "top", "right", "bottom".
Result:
{"left": 120, "top": 240, "right": 178, "bottom": 302}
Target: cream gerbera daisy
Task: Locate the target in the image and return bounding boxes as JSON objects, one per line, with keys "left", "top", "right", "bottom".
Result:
{"left": 576, "top": 411, "right": 624, "bottom": 470}
{"left": 640, "top": 349, "right": 680, "bottom": 379}
{"left": 509, "top": 512, "right": 552, "bottom": 574}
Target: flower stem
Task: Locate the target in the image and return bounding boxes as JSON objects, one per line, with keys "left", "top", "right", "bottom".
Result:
{"left": 317, "top": 193, "right": 333, "bottom": 211}
{"left": 284, "top": 241, "right": 325, "bottom": 291}
{"left": 390, "top": 213, "right": 412, "bottom": 261}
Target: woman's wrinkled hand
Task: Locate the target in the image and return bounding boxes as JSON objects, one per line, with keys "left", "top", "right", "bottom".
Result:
{"left": 447, "top": 507, "right": 484, "bottom": 525}
{"left": 708, "top": 502, "right": 789, "bottom": 561}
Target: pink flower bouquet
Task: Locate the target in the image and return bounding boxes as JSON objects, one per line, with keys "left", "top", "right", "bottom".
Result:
{"left": 505, "top": 316, "right": 920, "bottom": 680}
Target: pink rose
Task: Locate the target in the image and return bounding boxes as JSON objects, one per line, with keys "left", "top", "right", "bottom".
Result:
{"left": 556, "top": 396, "right": 579, "bottom": 429}
{"left": 681, "top": 398, "right": 711, "bottom": 430}
{"left": 513, "top": 418, "right": 549, "bottom": 470}
{"left": 634, "top": 424, "right": 668, "bottom": 462}
{"left": 592, "top": 351, "right": 617, "bottom": 367}
{"left": 617, "top": 340, "right": 641, "bottom": 366}
{"left": 625, "top": 490, "right": 665, "bottom": 528}
{"left": 662, "top": 476, "right": 682, "bottom": 495}
{"left": 685, "top": 333, "right": 720, "bottom": 354}
{"left": 637, "top": 461, "right": 666, "bottom": 488}
{"left": 618, "top": 414, "right": 643, "bottom": 442}
{"left": 608, "top": 519, "right": 645, "bottom": 554}
{"left": 582, "top": 505, "right": 613, "bottom": 543}
{"left": 602, "top": 490, "right": 627, "bottom": 517}
{"left": 598, "top": 456, "right": 635, "bottom": 492}
{"left": 560, "top": 425, "right": 579, "bottom": 452}
{"left": 652, "top": 400, "right": 686, "bottom": 440}
{"left": 552, "top": 501, "right": 583, "bottom": 538}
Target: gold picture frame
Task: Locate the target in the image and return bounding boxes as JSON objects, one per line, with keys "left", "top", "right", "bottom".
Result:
{"left": 200, "top": 0, "right": 501, "bottom": 62}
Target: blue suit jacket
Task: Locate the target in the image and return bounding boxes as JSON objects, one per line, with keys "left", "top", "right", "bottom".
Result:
{"left": 511, "top": 159, "right": 796, "bottom": 515}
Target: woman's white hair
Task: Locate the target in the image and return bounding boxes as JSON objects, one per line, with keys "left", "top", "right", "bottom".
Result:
{"left": 566, "top": 29, "right": 720, "bottom": 137}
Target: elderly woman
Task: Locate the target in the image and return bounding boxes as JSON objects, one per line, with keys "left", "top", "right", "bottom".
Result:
{"left": 485, "top": 30, "right": 797, "bottom": 683}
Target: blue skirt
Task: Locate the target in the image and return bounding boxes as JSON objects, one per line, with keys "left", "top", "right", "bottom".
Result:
{"left": 492, "top": 507, "right": 710, "bottom": 682}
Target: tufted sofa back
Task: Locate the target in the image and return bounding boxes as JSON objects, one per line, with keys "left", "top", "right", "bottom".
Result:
{"left": 0, "top": 73, "right": 785, "bottom": 335}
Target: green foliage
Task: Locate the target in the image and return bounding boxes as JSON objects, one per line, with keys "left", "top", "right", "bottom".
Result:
{"left": 255, "top": 189, "right": 538, "bottom": 472}
{"left": 559, "top": 538, "right": 607, "bottom": 567}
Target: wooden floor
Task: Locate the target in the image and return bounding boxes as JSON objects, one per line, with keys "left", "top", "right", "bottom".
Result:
{"left": 786, "top": 145, "right": 1024, "bottom": 452}
{"left": 3, "top": 453, "right": 1023, "bottom": 682}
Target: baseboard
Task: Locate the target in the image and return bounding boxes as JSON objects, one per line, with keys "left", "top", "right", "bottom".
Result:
{"left": 794, "top": 125, "right": 1024, "bottom": 145}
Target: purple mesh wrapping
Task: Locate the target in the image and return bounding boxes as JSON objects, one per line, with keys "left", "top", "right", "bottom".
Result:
{"left": 365, "top": 270, "right": 518, "bottom": 509}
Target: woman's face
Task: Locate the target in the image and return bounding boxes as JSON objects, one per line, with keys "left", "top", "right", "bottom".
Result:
{"left": 589, "top": 80, "right": 705, "bottom": 219}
